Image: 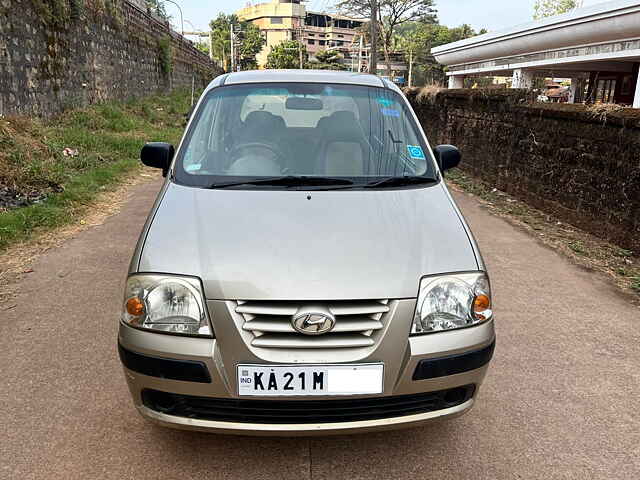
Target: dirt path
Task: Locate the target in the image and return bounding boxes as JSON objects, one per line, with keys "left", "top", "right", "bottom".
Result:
{"left": 1, "top": 180, "right": 638, "bottom": 479}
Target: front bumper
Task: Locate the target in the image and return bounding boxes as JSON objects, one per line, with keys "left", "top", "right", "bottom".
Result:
{"left": 135, "top": 394, "right": 476, "bottom": 436}
{"left": 118, "top": 308, "right": 495, "bottom": 435}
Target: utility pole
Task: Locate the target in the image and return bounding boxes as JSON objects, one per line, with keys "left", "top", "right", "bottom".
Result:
{"left": 209, "top": 31, "right": 214, "bottom": 61}
{"left": 408, "top": 48, "right": 413, "bottom": 87}
{"left": 358, "top": 34, "right": 364, "bottom": 73}
{"left": 297, "top": 17, "right": 304, "bottom": 69}
{"left": 299, "top": 40, "right": 303, "bottom": 69}
{"left": 368, "top": 0, "right": 378, "bottom": 75}
{"left": 230, "top": 23, "right": 235, "bottom": 72}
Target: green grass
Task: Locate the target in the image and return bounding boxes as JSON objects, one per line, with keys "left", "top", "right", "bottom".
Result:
{"left": 0, "top": 89, "right": 195, "bottom": 251}
{"left": 568, "top": 240, "right": 588, "bottom": 256}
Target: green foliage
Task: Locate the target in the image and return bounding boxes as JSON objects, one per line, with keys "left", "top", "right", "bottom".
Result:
{"left": 395, "top": 22, "right": 485, "bottom": 86}
{"left": 533, "top": 0, "right": 577, "bottom": 19}
{"left": 308, "top": 49, "right": 347, "bottom": 70}
{"left": 157, "top": 36, "right": 173, "bottom": 76}
{"left": 209, "top": 14, "right": 265, "bottom": 72}
{"left": 266, "top": 40, "right": 307, "bottom": 69}
{"left": 209, "top": 14, "right": 234, "bottom": 71}
{"left": 145, "top": 0, "right": 170, "bottom": 20}
{"left": 195, "top": 41, "right": 209, "bottom": 55}
{"left": 338, "top": 0, "right": 436, "bottom": 73}
{"left": 31, "top": 0, "right": 71, "bottom": 29}
{"left": 0, "top": 90, "right": 194, "bottom": 251}
{"left": 237, "top": 22, "right": 266, "bottom": 70}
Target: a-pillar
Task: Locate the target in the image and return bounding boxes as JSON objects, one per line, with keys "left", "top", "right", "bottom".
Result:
{"left": 633, "top": 72, "right": 640, "bottom": 108}
{"left": 511, "top": 68, "right": 534, "bottom": 89}
{"left": 448, "top": 75, "right": 465, "bottom": 89}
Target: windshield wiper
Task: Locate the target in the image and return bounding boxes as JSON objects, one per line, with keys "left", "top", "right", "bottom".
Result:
{"left": 208, "top": 176, "right": 355, "bottom": 189}
{"left": 363, "top": 175, "right": 439, "bottom": 189}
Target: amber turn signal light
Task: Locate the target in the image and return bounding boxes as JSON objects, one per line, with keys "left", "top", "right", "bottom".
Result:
{"left": 126, "top": 297, "right": 145, "bottom": 316}
{"left": 473, "top": 294, "right": 491, "bottom": 313}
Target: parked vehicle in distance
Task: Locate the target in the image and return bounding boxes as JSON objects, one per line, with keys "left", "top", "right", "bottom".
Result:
{"left": 118, "top": 70, "right": 495, "bottom": 435}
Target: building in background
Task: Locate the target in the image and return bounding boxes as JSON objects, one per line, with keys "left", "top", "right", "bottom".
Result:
{"left": 236, "top": 0, "right": 363, "bottom": 67}
{"left": 432, "top": 0, "right": 640, "bottom": 107}
{"left": 236, "top": 0, "right": 406, "bottom": 82}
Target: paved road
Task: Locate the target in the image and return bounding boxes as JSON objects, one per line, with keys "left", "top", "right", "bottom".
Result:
{"left": 2, "top": 180, "right": 638, "bottom": 480}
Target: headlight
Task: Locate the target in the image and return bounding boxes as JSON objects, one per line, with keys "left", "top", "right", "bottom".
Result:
{"left": 412, "top": 272, "right": 492, "bottom": 334}
{"left": 122, "top": 274, "right": 212, "bottom": 337}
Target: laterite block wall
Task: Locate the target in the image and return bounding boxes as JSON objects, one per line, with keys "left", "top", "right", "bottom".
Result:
{"left": 406, "top": 88, "right": 640, "bottom": 251}
{"left": 0, "top": 0, "right": 220, "bottom": 117}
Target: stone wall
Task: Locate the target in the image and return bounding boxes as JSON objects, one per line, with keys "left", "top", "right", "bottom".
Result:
{"left": 0, "top": 0, "right": 220, "bottom": 117}
{"left": 406, "top": 88, "right": 640, "bottom": 251}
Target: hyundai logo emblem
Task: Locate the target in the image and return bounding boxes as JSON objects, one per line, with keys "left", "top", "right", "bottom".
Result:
{"left": 292, "top": 311, "right": 336, "bottom": 335}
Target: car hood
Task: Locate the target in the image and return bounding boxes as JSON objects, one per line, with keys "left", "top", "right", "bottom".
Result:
{"left": 138, "top": 182, "right": 478, "bottom": 300}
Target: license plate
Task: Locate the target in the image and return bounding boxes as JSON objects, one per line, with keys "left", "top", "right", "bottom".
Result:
{"left": 237, "top": 364, "right": 384, "bottom": 396}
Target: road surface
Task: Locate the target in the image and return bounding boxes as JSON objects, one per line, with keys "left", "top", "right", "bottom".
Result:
{"left": 2, "top": 180, "right": 638, "bottom": 479}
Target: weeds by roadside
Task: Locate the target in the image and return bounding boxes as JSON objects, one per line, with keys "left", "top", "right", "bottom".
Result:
{"left": 446, "top": 168, "right": 640, "bottom": 301}
{"left": 0, "top": 90, "right": 194, "bottom": 251}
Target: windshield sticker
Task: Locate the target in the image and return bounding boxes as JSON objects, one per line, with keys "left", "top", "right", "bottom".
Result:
{"left": 248, "top": 88, "right": 288, "bottom": 96}
{"left": 376, "top": 97, "right": 395, "bottom": 107}
{"left": 381, "top": 108, "right": 401, "bottom": 118}
{"left": 407, "top": 145, "right": 426, "bottom": 160}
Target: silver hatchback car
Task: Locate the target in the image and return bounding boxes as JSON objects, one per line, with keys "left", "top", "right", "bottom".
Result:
{"left": 118, "top": 70, "right": 495, "bottom": 435}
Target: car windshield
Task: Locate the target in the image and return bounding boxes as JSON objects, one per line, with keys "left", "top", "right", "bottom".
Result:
{"left": 174, "top": 82, "right": 437, "bottom": 188}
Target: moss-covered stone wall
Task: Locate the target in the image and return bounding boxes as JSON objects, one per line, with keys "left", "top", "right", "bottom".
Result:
{"left": 406, "top": 88, "right": 640, "bottom": 251}
{"left": 0, "top": 0, "right": 220, "bottom": 117}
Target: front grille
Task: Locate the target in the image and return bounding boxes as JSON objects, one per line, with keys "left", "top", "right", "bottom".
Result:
{"left": 142, "top": 385, "right": 476, "bottom": 424}
{"left": 232, "top": 300, "right": 393, "bottom": 349}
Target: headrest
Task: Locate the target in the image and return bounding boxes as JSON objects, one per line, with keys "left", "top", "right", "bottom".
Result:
{"left": 244, "top": 111, "right": 285, "bottom": 131}
{"left": 319, "top": 111, "right": 364, "bottom": 143}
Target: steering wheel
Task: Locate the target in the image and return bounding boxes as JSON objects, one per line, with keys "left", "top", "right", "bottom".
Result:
{"left": 229, "top": 142, "right": 284, "bottom": 163}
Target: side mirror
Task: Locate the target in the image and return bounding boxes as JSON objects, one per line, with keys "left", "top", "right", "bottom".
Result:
{"left": 141, "top": 142, "right": 174, "bottom": 177}
{"left": 433, "top": 145, "right": 461, "bottom": 173}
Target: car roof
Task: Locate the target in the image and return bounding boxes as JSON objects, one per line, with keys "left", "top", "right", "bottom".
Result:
{"left": 205, "top": 69, "right": 396, "bottom": 93}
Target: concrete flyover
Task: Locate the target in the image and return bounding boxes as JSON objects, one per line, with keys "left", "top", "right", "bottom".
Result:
{"left": 432, "top": 0, "right": 640, "bottom": 107}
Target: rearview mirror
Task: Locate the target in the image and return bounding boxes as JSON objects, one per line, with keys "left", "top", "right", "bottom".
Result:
{"left": 141, "top": 142, "right": 174, "bottom": 177}
{"left": 433, "top": 145, "right": 461, "bottom": 173}
{"left": 285, "top": 97, "right": 323, "bottom": 110}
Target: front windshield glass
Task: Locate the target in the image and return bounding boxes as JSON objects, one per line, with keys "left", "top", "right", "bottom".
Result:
{"left": 174, "top": 82, "right": 437, "bottom": 187}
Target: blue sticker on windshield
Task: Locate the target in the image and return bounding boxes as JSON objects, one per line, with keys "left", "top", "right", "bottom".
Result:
{"left": 377, "top": 97, "right": 395, "bottom": 107}
{"left": 381, "top": 108, "right": 401, "bottom": 118}
{"left": 407, "top": 145, "right": 426, "bottom": 160}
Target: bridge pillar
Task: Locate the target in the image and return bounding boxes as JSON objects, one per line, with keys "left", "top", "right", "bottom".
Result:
{"left": 512, "top": 69, "right": 534, "bottom": 89}
{"left": 569, "top": 78, "right": 581, "bottom": 103}
{"left": 448, "top": 75, "right": 465, "bottom": 89}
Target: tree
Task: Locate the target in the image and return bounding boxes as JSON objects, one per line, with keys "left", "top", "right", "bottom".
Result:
{"left": 266, "top": 40, "right": 308, "bottom": 69}
{"left": 146, "top": 0, "right": 170, "bottom": 21}
{"left": 195, "top": 42, "right": 209, "bottom": 56}
{"left": 533, "top": 0, "right": 577, "bottom": 19}
{"left": 209, "top": 14, "right": 265, "bottom": 72}
{"left": 308, "top": 49, "right": 347, "bottom": 70}
{"left": 395, "top": 21, "right": 486, "bottom": 86}
{"left": 237, "top": 22, "right": 265, "bottom": 71}
{"left": 338, "top": 0, "right": 436, "bottom": 76}
{"left": 210, "top": 14, "right": 233, "bottom": 71}
{"left": 397, "top": 32, "right": 420, "bottom": 86}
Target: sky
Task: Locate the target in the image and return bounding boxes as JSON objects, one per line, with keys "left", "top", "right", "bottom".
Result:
{"left": 170, "top": 0, "right": 609, "bottom": 36}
